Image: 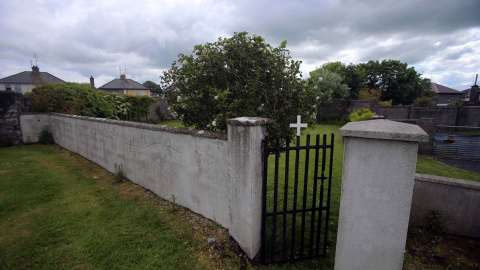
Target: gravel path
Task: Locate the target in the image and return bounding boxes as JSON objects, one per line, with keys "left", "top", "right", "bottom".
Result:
{"left": 433, "top": 157, "right": 480, "bottom": 174}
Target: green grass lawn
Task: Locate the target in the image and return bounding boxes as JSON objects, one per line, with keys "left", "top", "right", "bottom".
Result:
{"left": 0, "top": 145, "right": 251, "bottom": 269}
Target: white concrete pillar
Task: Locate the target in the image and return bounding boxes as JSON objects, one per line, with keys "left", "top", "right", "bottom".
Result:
{"left": 227, "top": 117, "right": 271, "bottom": 260}
{"left": 335, "top": 120, "right": 428, "bottom": 270}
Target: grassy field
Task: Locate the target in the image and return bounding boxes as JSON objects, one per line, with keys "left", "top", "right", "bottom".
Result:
{"left": 1, "top": 122, "right": 478, "bottom": 269}
{"left": 0, "top": 145, "right": 251, "bottom": 269}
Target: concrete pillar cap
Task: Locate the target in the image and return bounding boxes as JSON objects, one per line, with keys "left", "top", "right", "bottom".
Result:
{"left": 227, "top": 117, "right": 272, "bottom": 126}
{"left": 339, "top": 119, "right": 428, "bottom": 142}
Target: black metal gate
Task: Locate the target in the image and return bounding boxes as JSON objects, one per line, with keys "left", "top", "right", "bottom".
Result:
{"left": 260, "top": 134, "right": 334, "bottom": 264}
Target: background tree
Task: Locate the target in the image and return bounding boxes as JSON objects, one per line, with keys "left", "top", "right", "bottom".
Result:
{"left": 161, "top": 31, "right": 317, "bottom": 142}
{"left": 143, "top": 81, "right": 163, "bottom": 96}
{"left": 322, "top": 62, "right": 365, "bottom": 99}
{"left": 306, "top": 68, "right": 350, "bottom": 104}
{"left": 359, "top": 60, "right": 431, "bottom": 105}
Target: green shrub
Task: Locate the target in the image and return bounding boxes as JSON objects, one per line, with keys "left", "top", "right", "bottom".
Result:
{"left": 30, "top": 82, "right": 154, "bottom": 122}
{"left": 348, "top": 108, "right": 374, "bottom": 122}
{"left": 37, "top": 127, "right": 55, "bottom": 144}
{"left": 427, "top": 210, "right": 442, "bottom": 232}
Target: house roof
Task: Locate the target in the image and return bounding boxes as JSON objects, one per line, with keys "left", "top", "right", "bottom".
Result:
{"left": 99, "top": 75, "right": 147, "bottom": 90}
{"left": 430, "top": 83, "right": 462, "bottom": 94}
{"left": 0, "top": 67, "right": 65, "bottom": 85}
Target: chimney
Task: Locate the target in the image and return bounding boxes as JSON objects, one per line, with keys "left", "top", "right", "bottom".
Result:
{"left": 90, "top": 76, "right": 95, "bottom": 88}
{"left": 468, "top": 74, "right": 479, "bottom": 105}
{"left": 32, "top": 65, "right": 39, "bottom": 74}
{"left": 120, "top": 74, "right": 126, "bottom": 80}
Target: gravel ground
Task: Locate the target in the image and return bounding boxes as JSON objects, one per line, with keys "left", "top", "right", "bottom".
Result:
{"left": 433, "top": 157, "right": 480, "bottom": 174}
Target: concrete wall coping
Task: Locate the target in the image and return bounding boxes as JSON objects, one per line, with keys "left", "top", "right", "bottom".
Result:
{"left": 415, "top": 173, "right": 480, "bottom": 190}
{"left": 339, "top": 119, "right": 429, "bottom": 142}
{"left": 21, "top": 112, "right": 227, "bottom": 140}
{"left": 227, "top": 117, "right": 272, "bottom": 126}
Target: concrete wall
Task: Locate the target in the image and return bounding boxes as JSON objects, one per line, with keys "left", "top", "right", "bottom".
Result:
{"left": 410, "top": 173, "right": 480, "bottom": 238}
{"left": 20, "top": 113, "right": 269, "bottom": 259}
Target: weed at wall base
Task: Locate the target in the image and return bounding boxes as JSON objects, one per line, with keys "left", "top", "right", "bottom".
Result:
{"left": 114, "top": 163, "right": 125, "bottom": 183}
{"left": 37, "top": 127, "right": 55, "bottom": 145}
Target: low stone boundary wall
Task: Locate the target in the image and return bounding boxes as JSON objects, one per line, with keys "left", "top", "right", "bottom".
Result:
{"left": 20, "top": 112, "right": 269, "bottom": 259}
{"left": 410, "top": 173, "right": 480, "bottom": 238}
{"left": 0, "top": 91, "right": 30, "bottom": 145}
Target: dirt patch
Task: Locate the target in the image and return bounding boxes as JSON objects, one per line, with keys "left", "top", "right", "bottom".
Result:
{"left": 404, "top": 227, "right": 480, "bottom": 269}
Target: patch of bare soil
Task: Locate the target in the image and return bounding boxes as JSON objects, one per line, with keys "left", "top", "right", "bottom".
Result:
{"left": 404, "top": 227, "right": 480, "bottom": 269}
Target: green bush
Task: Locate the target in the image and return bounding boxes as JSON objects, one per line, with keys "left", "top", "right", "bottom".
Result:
{"left": 348, "top": 108, "right": 374, "bottom": 122}
{"left": 30, "top": 82, "right": 154, "bottom": 122}
{"left": 37, "top": 127, "right": 55, "bottom": 144}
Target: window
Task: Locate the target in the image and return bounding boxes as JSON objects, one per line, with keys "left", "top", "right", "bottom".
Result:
{"left": 141, "top": 90, "right": 145, "bottom": 96}
{"left": 135, "top": 90, "right": 140, "bottom": 95}
{"left": 14, "top": 85, "right": 21, "bottom": 92}
{"left": 5, "top": 85, "right": 12, "bottom": 91}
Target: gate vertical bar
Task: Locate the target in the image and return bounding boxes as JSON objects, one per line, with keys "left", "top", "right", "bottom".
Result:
{"left": 290, "top": 135, "right": 301, "bottom": 261}
{"left": 309, "top": 135, "right": 320, "bottom": 257}
{"left": 300, "top": 135, "right": 311, "bottom": 257}
{"left": 271, "top": 137, "right": 280, "bottom": 262}
{"left": 282, "top": 137, "right": 291, "bottom": 262}
{"left": 323, "top": 134, "right": 334, "bottom": 255}
{"left": 316, "top": 134, "right": 327, "bottom": 256}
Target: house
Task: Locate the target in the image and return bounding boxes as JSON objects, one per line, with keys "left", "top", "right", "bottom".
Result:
{"left": 97, "top": 74, "right": 150, "bottom": 96}
{"left": 0, "top": 65, "right": 65, "bottom": 94}
{"left": 430, "top": 83, "right": 463, "bottom": 106}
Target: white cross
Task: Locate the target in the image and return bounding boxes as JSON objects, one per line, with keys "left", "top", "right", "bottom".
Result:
{"left": 290, "top": 115, "right": 307, "bottom": 136}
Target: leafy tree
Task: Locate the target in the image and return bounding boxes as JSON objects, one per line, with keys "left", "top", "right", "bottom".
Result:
{"left": 322, "top": 62, "right": 365, "bottom": 99}
{"left": 143, "top": 81, "right": 163, "bottom": 95}
{"left": 322, "top": 61, "right": 345, "bottom": 75}
{"left": 342, "top": 63, "right": 366, "bottom": 99}
{"left": 161, "top": 31, "right": 317, "bottom": 142}
{"left": 359, "top": 60, "right": 430, "bottom": 105}
{"left": 305, "top": 68, "right": 350, "bottom": 104}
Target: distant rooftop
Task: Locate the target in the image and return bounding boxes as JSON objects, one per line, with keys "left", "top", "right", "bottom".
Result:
{"left": 0, "top": 66, "right": 65, "bottom": 85}
{"left": 430, "top": 83, "right": 462, "bottom": 94}
{"left": 99, "top": 74, "right": 147, "bottom": 90}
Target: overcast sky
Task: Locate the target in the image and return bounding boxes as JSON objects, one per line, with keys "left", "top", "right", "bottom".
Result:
{"left": 1, "top": 0, "right": 479, "bottom": 91}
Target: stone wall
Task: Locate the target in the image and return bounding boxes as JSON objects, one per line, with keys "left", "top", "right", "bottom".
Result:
{"left": 147, "top": 96, "right": 174, "bottom": 121}
{"left": 375, "top": 105, "right": 410, "bottom": 119}
{"left": 318, "top": 100, "right": 480, "bottom": 128}
{"left": 409, "top": 107, "right": 459, "bottom": 126}
{"left": 0, "top": 91, "right": 30, "bottom": 145}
